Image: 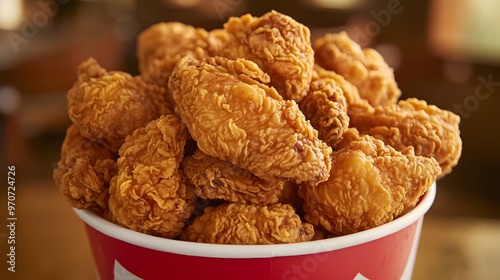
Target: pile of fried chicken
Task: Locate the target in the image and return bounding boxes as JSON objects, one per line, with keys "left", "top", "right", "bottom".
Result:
{"left": 54, "top": 11, "right": 462, "bottom": 244}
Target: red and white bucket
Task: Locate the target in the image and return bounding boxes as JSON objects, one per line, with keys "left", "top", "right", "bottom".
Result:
{"left": 74, "top": 182, "right": 436, "bottom": 280}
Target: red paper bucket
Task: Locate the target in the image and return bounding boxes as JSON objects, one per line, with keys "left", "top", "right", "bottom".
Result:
{"left": 74, "top": 182, "right": 436, "bottom": 280}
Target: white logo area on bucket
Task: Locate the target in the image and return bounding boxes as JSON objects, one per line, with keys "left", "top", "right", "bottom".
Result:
{"left": 353, "top": 272, "right": 370, "bottom": 280}
{"left": 114, "top": 260, "right": 143, "bottom": 280}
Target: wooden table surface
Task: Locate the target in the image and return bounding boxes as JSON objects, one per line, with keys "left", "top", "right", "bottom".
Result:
{"left": 1, "top": 179, "right": 499, "bottom": 280}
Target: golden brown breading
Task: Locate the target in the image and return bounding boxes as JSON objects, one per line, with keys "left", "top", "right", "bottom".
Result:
{"left": 310, "top": 65, "right": 374, "bottom": 119}
{"left": 169, "top": 56, "right": 332, "bottom": 185}
{"left": 137, "top": 22, "right": 215, "bottom": 75}
{"left": 299, "top": 66, "right": 350, "bottom": 146}
{"left": 333, "top": 127, "right": 363, "bottom": 150}
{"left": 67, "top": 58, "right": 170, "bottom": 152}
{"left": 108, "top": 114, "right": 195, "bottom": 238}
{"left": 277, "top": 182, "right": 303, "bottom": 209}
{"left": 349, "top": 98, "right": 462, "bottom": 177}
{"left": 180, "top": 203, "right": 314, "bottom": 244}
{"left": 182, "top": 149, "right": 284, "bottom": 205}
{"left": 211, "top": 10, "right": 314, "bottom": 102}
{"left": 313, "top": 31, "right": 401, "bottom": 106}
{"left": 139, "top": 57, "right": 171, "bottom": 88}
{"left": 53, "top": 125, "right": 117, "bottom": 210}
{"left": 137, "top": 22, "right": 225, "bottom": 110}
{"left": 299, "top": 135, "right": 441, "bottom": 236}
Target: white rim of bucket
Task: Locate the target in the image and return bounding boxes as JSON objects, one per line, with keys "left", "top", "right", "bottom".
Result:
{"left": 73, "top": 182, "right": 436, "bottom": 258}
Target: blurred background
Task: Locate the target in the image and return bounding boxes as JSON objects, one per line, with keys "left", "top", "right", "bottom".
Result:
{"left": 0, "top": 0, "right": 499, "bottom": 279}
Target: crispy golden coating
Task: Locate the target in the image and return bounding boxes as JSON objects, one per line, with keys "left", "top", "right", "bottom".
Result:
{"left": 108, "top": 114, "right": 195, "bottom": 238}
{"left": 277, "top": 182, "right": 303, "bottom": 209}
{"left": 169, "top": 56, "right": 332, "bottom": 184}
{"left": 139, "top": 56, "right": 172, "bottom": 88}
{"left": 350, "top": 98, "right": 462, "bottom": 177}
{"left": 137, "top": 22, "right": 214, "bottom": 75}
{"left": 67, "top": 58, "right": 170, "bottom": 152}
{"left": 299, "top": 135, "right": 441, "bottom": 235}
{"left": 180, "top": 203, "right": 314, "bottom": 244}
{"left": 299, "top": 66, "right": 350, "bottom": 146}
{"left": 182, "top": 149, "right": 284, "bottom": 205}
{"left": 313, "top": 32, "right": 401, "bottom": 106}
{"left": 137, "top": 23, "right": 225, "bottom": 110}
{"left": 333, "top": 127, "right": 363, "bottom": 150}
{"left": 53, "top": 125, "right": 117, "bottom": 210}
{"left": 212, "top": 10, "right": 314, "bottom": 102}
{"left": 311, "top": 66, "right": 374, "bottom": 119}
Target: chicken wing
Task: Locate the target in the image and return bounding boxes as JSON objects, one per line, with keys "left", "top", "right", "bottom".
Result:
{"left": 108, "top": 114, "right": 195, "bottom": 238}
{"left": 169, "top": 56, "right": 332, "bottom": 184}
{"left": 67, "top": 58, "right": 170, "bottom": 152}
{"left": 180, "top": 202, "right": 314, "bottom": 244}
{"left": 53, "top": 124, "right": 117, "bottom": 210}
{"left": 313, "top": 31, "right": 401, "bottom": 106}
{"left": 299, "top": 134, "right": 441, "bottom": 235}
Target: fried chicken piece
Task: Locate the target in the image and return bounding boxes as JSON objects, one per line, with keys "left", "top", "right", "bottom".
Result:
{"left": 137, "top": 23, "right": 226, "bottom": 110}
{"left": 137, "top": 22, "right": 215, "bottom": 75}
{"left": 67, "top": 58, "right": 170, "bottom": 152}
{"left": 182, "top": 149, "right": 284, "bottom": 205}
{"left": 299, "top": 135, "right": 441, "bottom": 236}
{"left": 53, "top": 125, "right": 118, "bottom": 210}
{"left": 180, "top": 203, "right": 314, "bottom": 244}
{"left": 108, "top": 114, "right": 195, "bottom": 238}
{"left": 211, "top": 10, "right": 314, "bottom": 102}
{"left": 349, "top": 98, "right": 462, "bottom": 177}
{"left": 169, "top": 56, "right": 332, "bottom": 184}
{"left": 299, "top": 65, "right": 350, "bottom": 146}
{"left": 313, "top": 31, "right": 401, "bottom": 106}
